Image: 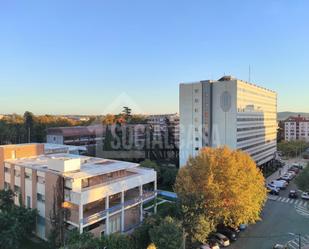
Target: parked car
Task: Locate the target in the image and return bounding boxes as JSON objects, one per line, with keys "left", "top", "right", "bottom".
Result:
{"left": 267, "top": 184, "right": 280, "bottom": 195}
{"left": 212, "top": 233, "right": 230, "bottom": 247}
{"left": 207, "top": 239, "right": 220, "bottom": 249}
{"left": 198, "top": 245, "right": 211, "bottom": 249}
{"left": 273, "top": 244, "right": 288, "bottom": 249}
{"left": 289, "top": 166, "right": 300, "bottom": 174}
{"left": 289, "top": 190, "right": 298, "bottom": 199}
{"left": 216, "top": 226, "right": 237, "bottom": 241}
{"left": 287, "top": 171, "right": 297, "bottom": 178}
{"left": 271, "top": 180, "right": 288, "bottom": 190}
{"left": 301, "top": 192, "right": 309, "bottom": 200}
{"left": 280, "top": 173, "right": 293, "bottom": 182}
{"left": 292, "top": 163, "right": 304, "bottom": 170}
{"left": 239, "top": 224, "right": 247, "bottom": 230}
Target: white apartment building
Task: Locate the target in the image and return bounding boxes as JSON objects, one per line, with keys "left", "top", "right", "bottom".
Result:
{"left": 180, "top": 76, "right": 277, "bottom": 167}
{"left": 0, "top": 143, "right": 157, "bottom": 240}
{"left": 284, "top": 116, "right": 309, "bottom": 141}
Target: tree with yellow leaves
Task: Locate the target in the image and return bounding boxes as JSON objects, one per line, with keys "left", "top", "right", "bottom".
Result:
{"left": 175, "top": 146, "right": 267, "bottom": 241}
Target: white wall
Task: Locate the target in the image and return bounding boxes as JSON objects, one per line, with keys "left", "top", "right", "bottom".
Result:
{"left": 212, "top": 80, "right": 237, "bottom": 149}
{"left": 46, "top": 135, "right": 64, "bottom": 144}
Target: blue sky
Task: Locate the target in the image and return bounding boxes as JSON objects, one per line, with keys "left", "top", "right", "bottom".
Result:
{"left": 0, "top": 0, "right": 308, "bottom": 115}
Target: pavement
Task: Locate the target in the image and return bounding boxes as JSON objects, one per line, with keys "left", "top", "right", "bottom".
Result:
{"left": 266, "top": 157, "right": 308, "bottom": 184}
{"left": 229, "top": 158, "right": 309, "bottom": 249}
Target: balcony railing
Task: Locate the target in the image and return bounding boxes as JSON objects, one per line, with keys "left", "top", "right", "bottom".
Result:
{"left": 82, "top": 191, "right": 156, "bottom": 225}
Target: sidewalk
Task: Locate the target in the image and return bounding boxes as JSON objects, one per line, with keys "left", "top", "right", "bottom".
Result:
{"left": 266, "top": 158, "right": 308, "bottom": 184}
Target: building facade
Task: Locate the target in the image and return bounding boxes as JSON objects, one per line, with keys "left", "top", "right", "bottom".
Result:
{"left": 0, "top": 143, "right": 157, "bottom": 240}
{"left": 147, "top": 113, "right": 180, "bottom": 148}
{"left": 179, "top": 76, "right": 277, "bottom": 167}
{"left": 284, "top": 115, "right": 309, "bottom": 141}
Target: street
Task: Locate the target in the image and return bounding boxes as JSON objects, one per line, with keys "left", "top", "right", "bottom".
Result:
{"left": 229, "top": 160, "right": 309, "bottom": 249}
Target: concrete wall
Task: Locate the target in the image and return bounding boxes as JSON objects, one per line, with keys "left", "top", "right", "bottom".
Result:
{"left": 212, "top": 80, "right": 237, "bottom": 148}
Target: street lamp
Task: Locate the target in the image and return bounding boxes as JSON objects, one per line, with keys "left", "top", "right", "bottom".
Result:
{"left": 288, "top": 233, "right": 301, "bottom": 249}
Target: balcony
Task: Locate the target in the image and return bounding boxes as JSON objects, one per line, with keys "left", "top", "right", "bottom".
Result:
{"left": 82, "top": 191, "right": 156, "bottom": 226}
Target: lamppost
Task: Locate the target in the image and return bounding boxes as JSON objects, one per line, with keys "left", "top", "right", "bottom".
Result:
{"left": 288, "top": 232, "right": 301, "bottom": 249}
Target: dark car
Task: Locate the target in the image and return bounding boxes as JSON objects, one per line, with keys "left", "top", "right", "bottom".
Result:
{"left": 216, "top": 225, "right": 238, "bottom": 241}
{"left": 289, "top": 167, "right": 300, "bottom": 174}
{"left": 289, "top": 190, "right": 298, "bottom": 199}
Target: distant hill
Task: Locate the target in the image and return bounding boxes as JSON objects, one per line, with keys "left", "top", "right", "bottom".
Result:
{"left": 278, "top": 112, "right": 309, "bottom": 121}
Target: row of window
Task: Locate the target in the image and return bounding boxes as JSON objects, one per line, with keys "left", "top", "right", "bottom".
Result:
{"left": 249, "top": 145, "right": 277, "bottom": 157}
{"left": 238, "top": 139, "right": 276, "bottom": 151}
{"left": 237, "top": 132, "right": 277, "bottom": 142}
{"left": 237, "top": 117, "right": 277, "bottom": 122}
{"left": 237, "top": 125, "right": 277, "bottom": 132}
{"left": 3, "top": 168, "right": 45, "bottom": 184}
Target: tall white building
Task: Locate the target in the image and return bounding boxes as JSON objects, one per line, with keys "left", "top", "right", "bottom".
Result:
{"left": 179, "top": 76, "right": 277, "bottom": 167}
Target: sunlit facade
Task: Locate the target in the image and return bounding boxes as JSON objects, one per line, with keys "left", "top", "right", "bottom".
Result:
{"left": 179, "top": 76, "right": 277, "bottom": 167}
{"left": 0, "top": 143, "right": 157, "bottom": 240}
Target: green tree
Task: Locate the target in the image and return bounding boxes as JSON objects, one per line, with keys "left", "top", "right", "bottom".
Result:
{"left": 131, "top": 215, "right": 161, "bottom": 249}
{"left": 0, "top": 189, "right": 37, "bottom": 249}
{"left": 175, "top": 147, "right": 267, "bottom": 231}
{"left": 23, "top": 111, "right": 34, "bottom": 142}
{"left": 60, "top": 230, "right": 100, "bottom": 249}
{"left": 0, "top": 188, "right": 14, "bottom": 212}
{"left": 149, "top": 216, "right": 183, "bottom": 249}
{"left": 140, "top": 159, "right": 161, "bottom": 180}
{"left": 296, "top": 164, "right": 309, "bottom": 192}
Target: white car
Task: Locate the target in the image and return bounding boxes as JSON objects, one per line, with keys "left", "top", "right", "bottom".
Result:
{"left": 267, "top": 184, "right": 280, "bottom": 195}
{"left": 271, "top": 180, "right": 288, "bottom": 189}
{"left": 213, "top": 233, "right": 230, "bottom": 247}
{"left": 301, "top": 192, "right": 309, "bottom": 200}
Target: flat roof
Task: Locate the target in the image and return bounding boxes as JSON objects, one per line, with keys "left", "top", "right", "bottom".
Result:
{"left": 5, "top": 153, "right": 140, "bottom": 180}
{"left": 44, "top": 143, "right": 87, "bottom": 153}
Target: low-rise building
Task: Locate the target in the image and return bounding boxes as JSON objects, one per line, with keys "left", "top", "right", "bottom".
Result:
{"left": 0, "top": 143, "right": 157, "bottom": 240}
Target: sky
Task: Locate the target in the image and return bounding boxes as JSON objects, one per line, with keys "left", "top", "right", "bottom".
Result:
{"left": 0, "top": 0, "right": 308, "bottom": 115}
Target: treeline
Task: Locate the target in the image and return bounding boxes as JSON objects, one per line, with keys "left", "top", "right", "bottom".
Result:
{"left": 0, "top": 111, "right": 90, "bottom": 145}
{"left": 278, "top": 140, "right": 309, "bottom": 158}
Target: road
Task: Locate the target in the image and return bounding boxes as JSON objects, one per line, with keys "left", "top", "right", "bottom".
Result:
{"left": 229, "top": 159, "right": 309, "bottom": 249}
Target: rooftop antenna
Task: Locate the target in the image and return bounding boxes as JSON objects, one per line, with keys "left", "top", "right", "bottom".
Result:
{"left": 249, "top": 65, "right": 251, "bottom": 82}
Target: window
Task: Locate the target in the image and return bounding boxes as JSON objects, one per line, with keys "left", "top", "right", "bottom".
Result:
{"left": 37, "top": 193, "right": 45, "bottom": 203}
{"left": 195, "top": 147, "right": 199, "bottom": 151}
{"left": 27, "top": 196, "right": 31, "bottom": 208}
{"left": 25, "top": 172, "right": 32, "bottom": 180}
{"left": 194, "top": 98, "right": 199, "bottom": 103}
{"left": 37, "top": 215, "right": 45, "bottom": 226}
{"left": 194, "top": 108, "right": 198, "bottom": 112}
{"left": 4, "top": 182, "right": 10, "bottom": 190}
{"left": 14, "top": 170, "right": 20, "bottom": 177}
{"left": 195, "top": 137, "right": 199, "bottom": 141}
{"left": 195, "top": 128, "right": 198, "bottom": 132}
{"left": 194, "top": 89, "right": 199, "bottom": 93}
{"left": 4, "top": 167, "right": 10, "bottom": 173}
{"left": 14, "top": 185, "right": 20, "bottom": 193}
{"left": 37, "top": 176, "right": 45, "bottom": 184}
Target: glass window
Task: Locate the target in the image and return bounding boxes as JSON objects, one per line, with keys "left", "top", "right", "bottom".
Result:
{"left": 37, "top": 193, "right": 45, "bottom": 203}
{"left": 37, "top": 215, "right": 45, "bottom": 226}
{"left": 27, "top": 196, "right": 31, "bottom": 208}
{"left": 37, "top": 176, "right": 45, "bottom": 184}
{"left": 25, "top": 172, "right": 32, "bottom": 180}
